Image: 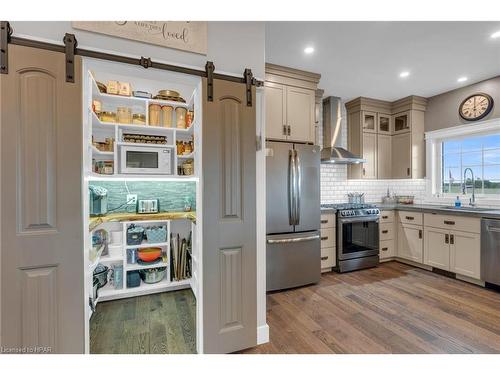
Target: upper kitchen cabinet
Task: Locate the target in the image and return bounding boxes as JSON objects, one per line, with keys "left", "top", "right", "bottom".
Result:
{"left": 346, "top": 96, "right": 427, "bottom": 180}
{"left": 265, "top": 63, "right": 321, "bottom": 143}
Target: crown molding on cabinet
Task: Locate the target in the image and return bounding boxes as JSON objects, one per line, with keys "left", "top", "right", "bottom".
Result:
{"left": 265, "top": 62, "right": 321, "bottom": 91}
{"left": 345, "top": 95, "right": 428, "bottom": 114}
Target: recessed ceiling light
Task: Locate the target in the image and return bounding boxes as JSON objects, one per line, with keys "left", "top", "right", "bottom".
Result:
{"left": 491, "top": 30, "right": 500, "bottom": 39}
{"left": 304, "top": 46, "right": 314, "bottom": 54}
{"left": 399, "top": 71, "right": 410, "bottom": 78}
{"left": 457, "top": 76, "right": 468, "bottom": 83}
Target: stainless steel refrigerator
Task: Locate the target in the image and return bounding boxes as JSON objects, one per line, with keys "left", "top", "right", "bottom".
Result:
{"left": 266, "top": 141, "right": 321, "bottom": 292}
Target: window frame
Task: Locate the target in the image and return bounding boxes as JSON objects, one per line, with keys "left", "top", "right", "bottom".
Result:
{"left": 425, "top": 118, "right": 500, "bottom": 204}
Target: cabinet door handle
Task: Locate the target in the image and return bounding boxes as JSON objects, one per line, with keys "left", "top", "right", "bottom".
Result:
{"left": 382, "top": 215, "right": 389, "bottom": 219}
{"left": 382, "top": 230, "right": 389, "bottom": 234}
{"left": 283, "top": 125, "right": 287, "bottom": 135}
{"left": 405, "top": 216, "right": 414, "bottom": 220}
{"left": 445, "top": 233, "right": 449, "bottom": 244}
{"left": 444, "top": 220, "right": 455, "bottom": 225}
{"left": 363, "top": 168, "right": 366, "bottom": 176}
{"left": 450, "top": 234, "right": 454, "bottom": 245}
{"left": 287, "top": 125, "right": 291, "bottom": 136}
{"left": 321, "top": 219, "right": 328, "bottom": 224}
{"left": 321, "top": 236, "right": 328, "bottom": 241}
{"left": 321, "top": 256, "right": 329, "bottom": 261}
{"left": 419, "top": 230, "right": 422, "bottom": 239}
{"left": 407, "top": 167, "right": 410, "bottom": 176}
{"left": 381, "top": 247, "right": 388, "bottom": 251}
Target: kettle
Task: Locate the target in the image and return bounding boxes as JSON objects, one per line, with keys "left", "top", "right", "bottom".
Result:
{"left": 89, "top": 185, "right": 108, "bottom": 216}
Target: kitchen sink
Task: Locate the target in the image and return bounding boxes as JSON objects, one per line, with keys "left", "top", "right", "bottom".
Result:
{"left": 440, "top": 206, "right": 493, "bottom": 212}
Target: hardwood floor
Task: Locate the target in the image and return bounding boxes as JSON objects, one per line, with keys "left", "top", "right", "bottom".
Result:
{"left": 90, "top": 289, "right": 196, "bottom": 354}
{"left": 241, "top": 261, "right": 500, "bottom": 354}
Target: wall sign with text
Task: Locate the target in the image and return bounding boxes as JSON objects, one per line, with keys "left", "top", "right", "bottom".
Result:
{"left": 72, "top": 21, "right": 208, "bottom": 55}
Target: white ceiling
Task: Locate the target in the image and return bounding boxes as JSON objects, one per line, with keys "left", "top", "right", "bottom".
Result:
{"left": 265, "top": 22, "right": 500, "bottom": 101}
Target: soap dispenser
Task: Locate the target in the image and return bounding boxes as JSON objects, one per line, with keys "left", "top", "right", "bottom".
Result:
{"left": 455, "top": 196, "right": 462, "bottom": 208}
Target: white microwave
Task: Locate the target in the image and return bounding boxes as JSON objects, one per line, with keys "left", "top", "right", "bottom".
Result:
{"left": 119, "top": 144, "right": 173, "bottom": 175}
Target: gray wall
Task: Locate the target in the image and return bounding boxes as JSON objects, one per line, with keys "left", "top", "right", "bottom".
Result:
{"left": 426, "top": 76, "right": 500, "bottom": 132}
{"left": 10, "top": 21, "right": 265, "bottom": 79}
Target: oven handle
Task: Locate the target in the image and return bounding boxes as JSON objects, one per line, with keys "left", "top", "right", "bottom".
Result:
{"left": 338, "top": 216, "right": 380, "bottom": 224}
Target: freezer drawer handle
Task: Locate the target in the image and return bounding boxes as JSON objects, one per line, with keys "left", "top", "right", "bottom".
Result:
{"left": 267, "top": 234, "right": 320, "bottom": 244}
{"left": 486, "top": 225, "right": 500, "bottom": 233}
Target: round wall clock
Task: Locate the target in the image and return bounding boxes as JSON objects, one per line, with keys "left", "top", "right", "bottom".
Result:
{"left": 459, "top": 93, "right": 494, "bottom": 121}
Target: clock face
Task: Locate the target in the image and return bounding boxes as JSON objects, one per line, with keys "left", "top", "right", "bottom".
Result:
{"left": 459, "top": 93, "right": 494, "bottom": 121}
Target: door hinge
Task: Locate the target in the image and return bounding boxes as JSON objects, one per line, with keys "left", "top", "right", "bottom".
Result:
{"left": 63, "top": 33, "right": 77, "bottom": 83}
{"left": 140, "top": 56, "right": 152, "bottom": 69}
{"left": 243, "top": 68, "right": 253, "bottom": 106}
{"left": 1, "top": 21, "right": 12, "bottom": 75}
{"left": 205, "top": 61, "right": 215, "bottom": 102}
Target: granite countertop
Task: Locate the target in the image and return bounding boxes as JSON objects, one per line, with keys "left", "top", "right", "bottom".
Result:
{"left": 321, "top": 203, "right": 500, "bottom": 219}
{"left": 373, "top": 203, "right": 500, "bottom": 219}
{"left": 89, "top": 211, "right": 196, "bottom": 232}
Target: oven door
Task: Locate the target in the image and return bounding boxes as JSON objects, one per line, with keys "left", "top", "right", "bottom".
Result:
{"left": 338, "top": 216, "right": 379, "bottom": 260}
{"left": 119, "top": 145, "right": 172, "bottom": 175}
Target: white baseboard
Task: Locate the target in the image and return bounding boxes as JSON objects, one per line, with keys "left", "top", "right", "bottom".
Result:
{"left": 257, "top": 324, "right": 269, "bottom": 345}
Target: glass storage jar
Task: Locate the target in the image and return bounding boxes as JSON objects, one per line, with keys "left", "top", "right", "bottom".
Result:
{"left": 175, "top": 107, "right": 187, "bottom": 129}
{"left": 161, "top": 105, "right": 173, "bottom": 128}
{"left": 148, "top": 104, "right": 161, "bottom": 126}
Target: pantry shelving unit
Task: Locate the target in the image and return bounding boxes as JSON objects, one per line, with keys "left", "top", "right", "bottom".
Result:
{"left": 94, "top": 219, "right": 192, "bottom": 302}
{"left": 82, "top": 58, "right": 203, "bottom": 354}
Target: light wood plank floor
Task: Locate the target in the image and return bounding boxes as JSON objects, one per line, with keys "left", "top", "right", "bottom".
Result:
{"left": 241, "top": 261, "right": 500, "bottom": 354}
{"left": 90, "top": 289, "right": 196, "bottom": 354}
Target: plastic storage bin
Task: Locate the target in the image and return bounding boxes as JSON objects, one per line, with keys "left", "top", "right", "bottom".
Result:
{"left": 127, "top": 225, "right": 144, "bottom": 245}
{"left": 126, "top": 271, "right": 141, "bottom": 288}
{"left": 145, "top": 226, "right": 167, "bottom": 243}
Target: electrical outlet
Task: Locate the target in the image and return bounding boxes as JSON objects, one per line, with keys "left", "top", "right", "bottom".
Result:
{"left": 127, "top": 194, "right": 138, "bottom": 205}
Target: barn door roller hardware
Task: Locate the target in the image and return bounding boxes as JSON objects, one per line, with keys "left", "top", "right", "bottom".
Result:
{"left": 205, "top": 61, "right": 215, "bottom": 102}
{"left": 1, "top": 21, "right": 12, "bottom": 74}
{"left": 63, "top": 33, "right": 77, "bottom": 83}
{"left": 2, "top": 22, "right": 263, "bottom": 89}
{"left": 243, "top": 68, "right": 254, "bottom": 106}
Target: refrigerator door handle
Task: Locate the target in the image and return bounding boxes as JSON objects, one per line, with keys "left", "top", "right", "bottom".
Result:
{"left": 267, "top": 234, "right": 320, "bottom": 244}
{"left": 294, "top": 149, "right": 301, "bottom": 225}
{"left": 288, "top": 149, "right": 296, "bottom": 225}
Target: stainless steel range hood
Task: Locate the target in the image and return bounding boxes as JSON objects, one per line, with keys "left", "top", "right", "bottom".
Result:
{"left": 321, "top": 96, "right": 366, "bottom": 164}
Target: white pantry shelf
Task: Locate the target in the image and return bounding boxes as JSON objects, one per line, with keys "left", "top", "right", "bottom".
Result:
{"left": 125, "top": 260, "right": 169, "bottom": 271}
{"left": 125, "top": 241, "right": 169, "bottom": 249}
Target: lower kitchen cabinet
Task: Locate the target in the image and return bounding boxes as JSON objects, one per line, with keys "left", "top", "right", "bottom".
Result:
{"left": 423, "top": 227, "right": 450, "bottom": 270}
{"left": 450, "top": 231, "right": 481, "bottom": 279}
{"left": 320, "top": 213, "right": 336, "bottom": 272}
{"left": 321, "top": 246, "right": 336, "bottom": 269}
{"left": 397, "top": 222, "right": 423, "bottom": 263}
{"left": 380, "top": 239, "right": 395, "bottom": 259}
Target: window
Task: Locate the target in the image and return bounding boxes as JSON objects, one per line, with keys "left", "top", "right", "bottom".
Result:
{"left": 441, "top": 133, "right": 500, "bottom": 195}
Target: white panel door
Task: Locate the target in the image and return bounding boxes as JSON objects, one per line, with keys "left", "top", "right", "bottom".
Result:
{"left": 1, "top": 45, "right": 84, "bottom": 353}
{"left": 397, "top": 223, "right": 423, "bottom": 263}
{"left": 423, "top": 227, "right": 450, "bottom": 270}
{"left": 450, "top": 231, "right": 481, "bottom": 279}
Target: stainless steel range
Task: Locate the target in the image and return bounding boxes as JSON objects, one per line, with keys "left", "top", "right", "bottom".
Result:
{"left": 322, "top": 203, "right": 380, "bottom": 273}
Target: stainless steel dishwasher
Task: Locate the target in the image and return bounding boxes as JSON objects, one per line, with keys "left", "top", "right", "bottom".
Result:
{"left": 481, "top": 218, "right": 500, "bottom": 286}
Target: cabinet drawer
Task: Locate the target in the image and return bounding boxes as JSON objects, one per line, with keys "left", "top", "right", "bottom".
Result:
{"left": 320, "top": 228, "right": 335, "bottom": 248}
{"left": 321, "top": 246, "right": 335, "bottom": 269}
{"left": 424, "top": 213, "right": 480, "bottom": 234}
{"left": 380, "top": 239, "right": 395, "bottom": 259}
{"left": 398, "top": 210, "right": 423, "bottom": 226}
{"left": 379, "top": 222, "right": 394, "bottom": 241}
{"left": 380, "top": 211, "right": 394, "bottom": 223}
{"left": 320, "top": 213, "right": 336, "bottom": 229}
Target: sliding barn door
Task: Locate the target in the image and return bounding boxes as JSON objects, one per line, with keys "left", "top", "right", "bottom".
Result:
{"left": 0, "top": 45, "right": 85, "bottom": 353}
{"left": 202, "top": 78, "right": 257, "bottom": 353}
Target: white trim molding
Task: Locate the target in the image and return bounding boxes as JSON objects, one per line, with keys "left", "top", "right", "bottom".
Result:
{"left": 257, "top": 324, "right": 270, "bottom": 345}
{"left": 424, "top": 117, "right": 500, "bottom": 206}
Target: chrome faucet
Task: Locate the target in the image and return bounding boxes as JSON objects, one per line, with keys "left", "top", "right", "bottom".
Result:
{"left": 462, "top": 168, "right": 476, "bottom": 207}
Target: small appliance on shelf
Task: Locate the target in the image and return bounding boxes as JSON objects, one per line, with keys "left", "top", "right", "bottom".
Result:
{"left": 137, "top": 199, "right": 160, "bottom": 214}
{"left": 89, "top": 186, "right": 108, "bottom": 216}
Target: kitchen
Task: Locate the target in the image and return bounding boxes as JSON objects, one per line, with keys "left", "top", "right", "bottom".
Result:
{"left": 1, "top": 12, "right": 500, "bottom": 365}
